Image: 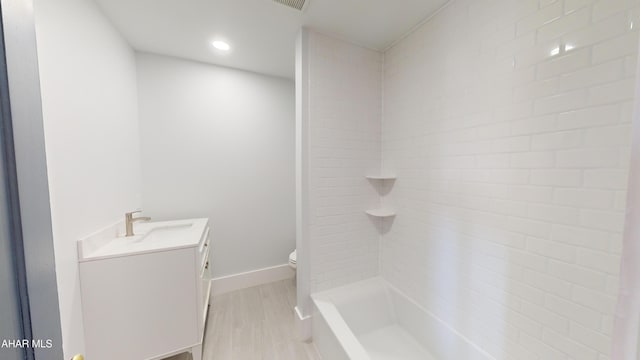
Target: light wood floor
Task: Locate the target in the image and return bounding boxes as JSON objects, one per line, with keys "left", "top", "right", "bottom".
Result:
{"left": 165, "top": 279, "right": 321, "bottom": 360}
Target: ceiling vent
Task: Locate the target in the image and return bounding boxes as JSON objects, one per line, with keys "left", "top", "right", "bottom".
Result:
{"left": 272, "top": 0, "right": 307, "bottom": 11}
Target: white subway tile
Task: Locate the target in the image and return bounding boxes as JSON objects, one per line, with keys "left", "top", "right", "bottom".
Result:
{"left": 511, "top": 115, "right": 558, "bottom": 135}
{"left": 592, "top": 0, "right": 639, "bottom": 23}
{"left": 577, "top": 249, "right": 621, "bottom": 275}
{"left": 530, "top": 169, "right": 583, "bottom": 186}
{"left": 519, "top": 330, "right": 569, "bottom": 359}
{"left": 506, "top": 217, "right": 552, "bottom": 238}
{"left": 605, "top": 275, "right": 621, "bottom": 296}
{"left": 534, "top": 89, "right": 589, "bottom": 115}
{"left": 614, "top": 191, "right": 628, "bottom": 211}
{"left": 496, "top": 101, "right": 535, "bottom": 122}
{"left": 492, "top": 199, "right": 530, "bottom": 218}
{"left": 584, "top": 125, "right": 632, "bottom": 147}
{"left": 509, "top": 249, "right": 548, "bottom": 272}
{"left": 537, "top": 7, "right": 591, "bottom": 43}
{"left": 565, "top": 11, "right": 629, "bottom": 49}
{"left": 553, "top": 188, "right": 614, "bottom": 209}
{"left": 609, "top": 232, "right": 624, "bottom": 255}
{"left": 620, "top": 100, "right": 635, "bottom": 123}
{"left": 572, "top": 285, "right": 618, "bottom": 314}
{"left": 565, "top": 0, "right": 594, "bottom": 14}
{"left": 569, "top": 322, "right": 611, "bottom": 354}
{"left": 537, "top": 48, "right": 591, "bottom": 80}
{"left": 557, "top": 104, "right": 622, "bottom": 130}
{"left": 514, "top": 78, "right": 559, "bottom": 102}
{"left": 552, "top": 224, "right": 612, "bottom": 251}
{"left": 510, "top": 185, "right": 554, "bottom": 202}
{"left": 491, "top": 136, "right": 533, "bottom": 153}
{"left": 510, "top": 280, "right": 546, "bottom": 304}
{"left": 580, "top": 209, "right": 626, "bottom": 232}
{"left": 548, "top": 260, "right": 607, "bottom": 291}
{"left": 594, "top": 31, "right": 640, "bottom": 65}
{"left": 496, "top": 33, "right": 536, "bottom": 60}
{"left": 477, "top": 154, "right": 511, "bottom": 168}
{"left": 517, "top": 1, "right": 563, "bottom": 36}
{"left": 543, "top": 328, "right": 600, "bottom": 360}
{"left": 531, "top": 130, "right": 582, "bottom": 150}
{"left": 523, "top": 268, "right": 572, "bottom": 298}
{"left": 624, "top": 54, "right": 638, "bottom": 76}
{"left": 584, "top": 169, "right": 629, "bottom": 189}
{"left": 528, "top": 203, "right": 580, "bottom": 225}
{"left": 540, "top": 0, "right": 562, "bottom": 8}
{"left": 475, "top": 122, "right": 514, "bottom": 140}
{"left": 510, "top": 151, "right": 556, "bottom": 168}
{"left": 526, "top": 236, "right": 577, "bottom": 262}
{"left": 557, "top": 59, "right": 624, "bottom": 93}
{"left": 520, "top": 300, "right": 570, "bottom": 335}
{"left": 556, "top": 148, "right": 620, "bottom": 168}
{"left": 545, "top": 294, "right": 603, "bottom": 328}
{"left": 589, "top": 79, "right": 637, "bottom": 110}
{"left": 601, "top": 316, "right": 615, "bottom": 336}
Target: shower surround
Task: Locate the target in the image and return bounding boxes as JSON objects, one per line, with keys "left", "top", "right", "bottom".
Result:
{"left": 299, "top": 0, "right": 640, "bottom": 359}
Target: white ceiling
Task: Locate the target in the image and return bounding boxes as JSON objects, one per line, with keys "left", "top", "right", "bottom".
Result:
{"left": 94, "top": 0, "right": 450, "bottom": 79}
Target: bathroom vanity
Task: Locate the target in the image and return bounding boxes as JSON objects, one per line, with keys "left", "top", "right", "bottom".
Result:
{"left": 77, "top": 218, "right": 211, "bottom": 360}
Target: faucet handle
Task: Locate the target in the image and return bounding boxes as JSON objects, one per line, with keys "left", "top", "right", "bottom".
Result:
{"left": 128, "top": 210, "right": 151, "bottom": 222}
{"left": 125, "top": 210, "right": 146, "bottom": 220}
{"left": 124, "top": 210, "right": 150, "bottom": 237}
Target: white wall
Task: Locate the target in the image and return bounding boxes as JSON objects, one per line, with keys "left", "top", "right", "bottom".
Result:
{"left": 136, "top": 53, "right": 295, "bottom": 277}
{"left": 302, "top": 31, "right": 383, "bottom": 299}
{"left": 34, "top": 0, "right": 142, "bottom": 357}
{"left": 382, "top": 0, "right": 640, "bottom": 359}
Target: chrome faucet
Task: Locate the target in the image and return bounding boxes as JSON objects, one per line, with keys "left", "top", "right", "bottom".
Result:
{"left": 124, "top": 210, "right": 151, "bottom": 237}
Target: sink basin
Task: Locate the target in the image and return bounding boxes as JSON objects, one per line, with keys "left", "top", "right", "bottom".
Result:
{"left": 133, "top": 224, "right": 193, "bottom": 243}
{"left": 78, "top": 218, "right": 207, "bottom": 261}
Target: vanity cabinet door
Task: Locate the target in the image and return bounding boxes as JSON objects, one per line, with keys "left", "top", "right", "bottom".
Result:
{"left": 81, "top": 249, "right": 198, "bottom": 360}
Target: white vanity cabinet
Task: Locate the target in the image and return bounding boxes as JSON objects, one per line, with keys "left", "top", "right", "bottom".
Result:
{"left": 78, "top": 218, "right": 212, "bottom": 360}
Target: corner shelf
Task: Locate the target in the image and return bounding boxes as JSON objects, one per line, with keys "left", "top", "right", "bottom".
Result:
{"left": 365, "top": 173, "right": 397, "bottom": 226}
{"left": 365, "top": 175, "right": 397, "bottom": 181}
{"left": 365, "top": 208, "right": 397, "bottom": 218}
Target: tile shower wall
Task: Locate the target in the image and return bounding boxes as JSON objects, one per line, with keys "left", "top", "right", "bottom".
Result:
{"left": 382, "top": 0, "right": 639, "bottom": 359}
{"left": 306, "top": 31, "right": 383, "bottom": 293}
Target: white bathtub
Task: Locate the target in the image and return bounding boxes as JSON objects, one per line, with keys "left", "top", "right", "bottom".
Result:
{"left": 311, "top": 278, "right": 494, "bottom": 360}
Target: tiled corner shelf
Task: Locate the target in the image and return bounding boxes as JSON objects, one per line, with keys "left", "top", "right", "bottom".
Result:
{"left": 365, "top": 208, "right": 397, "bottom": 218}
{"left": 365, "top": 173, "right": 397, "bottom": 220}
{"left": 365, "top": 174, "right": 397, "bottom": 180}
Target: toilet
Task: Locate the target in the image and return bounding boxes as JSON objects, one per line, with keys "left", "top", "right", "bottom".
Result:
{"left": 288, "top": 249, "right": 297, "bottom": 270}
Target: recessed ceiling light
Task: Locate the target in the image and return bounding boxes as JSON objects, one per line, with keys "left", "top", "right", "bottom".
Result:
{"left": 212, "top": 41, "right": 230, "bottom": 51}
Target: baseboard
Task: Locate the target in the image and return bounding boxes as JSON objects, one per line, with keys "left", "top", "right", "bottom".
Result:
{"left": 211, "top": 264, "right": 295, "bottom": 297}
{"left": 295, "top": 306, "right": 312, "bottom": 342}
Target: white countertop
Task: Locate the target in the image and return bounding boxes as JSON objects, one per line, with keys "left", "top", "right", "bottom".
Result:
{"left": 78, "top": 218, "right": 209, "bottom": 262}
